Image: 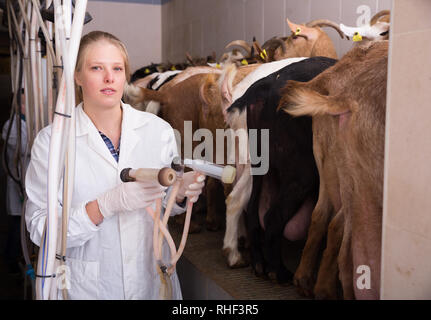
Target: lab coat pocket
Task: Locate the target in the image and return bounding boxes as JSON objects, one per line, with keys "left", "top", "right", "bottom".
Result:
{"left": 65, "top": 257, "right": 99, "bottom": 300}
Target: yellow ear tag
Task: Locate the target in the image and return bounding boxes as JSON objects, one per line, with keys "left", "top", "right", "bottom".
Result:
{"left": 263, "top": 49, "right": 267, "bottom": 57}
{"left": 171, "top": 66, "right": 177, "bottom": 71}
{"left": 295, "top": 28, "right": 301, "bottom": 36}
{"left": 144, "top": 68, "right": 150, "bottom": 74}
{"left": 241, "top": 59, "right": 248, "bottom": 65}
{"left": 260, "top": 52, "right": 265, "bottom": 60}
{"left": 353, "top": 32, "right": 363, "bottom": 42}
{"left": 216, "top": 63, "right": 221, "bottom": 69}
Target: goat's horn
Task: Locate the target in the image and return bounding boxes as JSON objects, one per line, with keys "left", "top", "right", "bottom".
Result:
{"left": 186, "top": 52, "right": 195, "bottom": 65}
{"left": 262, "top": 37, "right": 287, "bottom": 54}
{"left": 370, "top": 10, "right": 391, "bottom": 25}
{"left": 225, "top": 40, "right": 252, "bottom": 56}
{"left": 306, "top": 19, "right": 345, "bottom": 39}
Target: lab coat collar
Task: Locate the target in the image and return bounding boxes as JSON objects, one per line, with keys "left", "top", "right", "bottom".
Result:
{"left": 75, "top": 101, "right": 151, "bottom": 170}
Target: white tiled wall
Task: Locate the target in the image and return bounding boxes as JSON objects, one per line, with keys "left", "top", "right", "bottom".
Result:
{"left": 84, "top": 1, "right": 162, "bottom": 73}
{"left": 162, "top": 0, "right": 393, "bottom": 63}
{"left": 381, "top": 0, "right": 431, "bottom": 300}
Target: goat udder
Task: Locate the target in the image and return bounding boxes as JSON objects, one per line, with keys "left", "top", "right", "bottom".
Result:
{"left": 283, "top": 197, "right": 314, "bottom": 241}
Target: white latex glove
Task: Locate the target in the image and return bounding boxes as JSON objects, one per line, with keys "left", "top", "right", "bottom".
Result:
{"left": 176, "top": 171, "right": 206, "bottom": 204}
{"left": 97, "top": 181, "right": 167, "bottom": 219}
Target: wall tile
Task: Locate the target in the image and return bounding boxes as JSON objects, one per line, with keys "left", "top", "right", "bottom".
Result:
{"left": 381, "top": 0, "right": 431, "bottom": 298}
{"left": 392, "top": 0, "right": 431, "bottom": 34}
{"left": 264, "top": 0, "right": 286, "bottom": 40}
{"left": 285, "top": 0, "right": 310, "bottom": 35}
{"left": 190, "top": 19, "right": 203, "bottom": 58}
{"left": 202, "top": 13, "right": 218, "bottom": 60}
{"left": 310, "top": 0, "right": 342, "bottom": 58}
{"left": 226, "top": 0, "right": 246, "bottom": 44}
{"left": 216, "top": 0, "right": 235, "bottom": 58}
{"left": 161, "top": 0, "right": 396, "bottom": 62}
{"left": 245, "top": 0, "right": 264, "bottom": 43}
{"left": 381, "top": 225, "right": 431, "bottom": 299}
{"left": 85, "top": 1, "right": 162, "bottom": 71}
{"left": 384, "top": 30, "right": 431, "bottom": 240}
{"left": 341, "top": 0, "right": 378, "bottom": 27}
{"left": 377, "top": 0, "right": 393, "bottom": 11}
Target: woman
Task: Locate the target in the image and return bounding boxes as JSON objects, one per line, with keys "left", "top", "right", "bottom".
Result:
{"left": 25, "top": 31, "right": 205, "bottom": 299}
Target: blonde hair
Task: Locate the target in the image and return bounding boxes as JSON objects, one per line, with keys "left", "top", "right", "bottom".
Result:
{"left": 75, "top": 31, "right": 130, "bottom": 103}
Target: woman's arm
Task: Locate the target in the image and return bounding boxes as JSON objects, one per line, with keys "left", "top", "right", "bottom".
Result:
{"left": 25, "top": 128, "right": 100, "bottom": 248}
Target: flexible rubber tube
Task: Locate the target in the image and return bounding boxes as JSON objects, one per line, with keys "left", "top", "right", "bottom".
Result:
{"left": 30, "top": 3, "right": 41, "bottom": 134}
{"left": 37, "top": 0, "right": 87, "bottom": 300}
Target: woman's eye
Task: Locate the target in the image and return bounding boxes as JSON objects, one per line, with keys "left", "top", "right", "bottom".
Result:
{"left": 91, "top": 66, "right": 101, "bottom": 70}
{"left": 114, "top": 67, "right": 123, "bottom": 71}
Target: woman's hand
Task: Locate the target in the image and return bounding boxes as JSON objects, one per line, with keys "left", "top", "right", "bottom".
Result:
{"left": 176, "top": 171, "right": 206, "bottom": 204}
{"left": 92, "top": 181, "right": 166, "bottom": 223}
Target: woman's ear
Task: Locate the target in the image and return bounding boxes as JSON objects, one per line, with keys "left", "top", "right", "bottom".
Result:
{"left": 74, "top": 71, "right": 82, "bottom": 86}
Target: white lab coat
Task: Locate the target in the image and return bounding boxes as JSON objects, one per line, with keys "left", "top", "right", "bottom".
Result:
{"left": 25, "top": 102, "right": 184, "bottom": 300}
{"left": 2, "top": 117, "right": 29, "bottom": 216}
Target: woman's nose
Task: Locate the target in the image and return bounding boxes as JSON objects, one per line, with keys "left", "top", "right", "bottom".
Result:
{"left": 104, "top": 70, "right": 114, "bottom": 83}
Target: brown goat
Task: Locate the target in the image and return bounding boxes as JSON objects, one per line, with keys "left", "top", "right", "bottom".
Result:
{"left": 125, "top": 66, "right": 256, "bottom": 237}
{"left": 279, "top": 40, "right": 388, "bottom": 299}
{"left": 273, "top": 18, "right": 345, "bottom": 60}
{"left": 199, "top": 64, "right": 260, "bottom": 267}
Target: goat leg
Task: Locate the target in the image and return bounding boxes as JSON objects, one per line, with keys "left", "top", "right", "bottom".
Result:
{"left": 313, "top": 208, "right": 344, "bottom": 299}
{"left": 263, "top": 186, "right": 309, "bottom": 284}
{"left": 222, "top": 166, "right": 251, "bottom": 268}
{"left": 338, "top": 210, "right": 354, "bottom": 299}
{"left": 205, "top": 177, "right": 225, "bottom": 231}
{"left": 293, "top": 187, "right": 334, "bottom": 297}
{"left": 246, "top": 174, "right": 267, "bottom": 278}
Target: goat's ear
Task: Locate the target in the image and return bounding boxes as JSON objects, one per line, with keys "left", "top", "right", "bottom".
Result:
{"left": 286, "top": 18, "right": 318, "bottom": 41}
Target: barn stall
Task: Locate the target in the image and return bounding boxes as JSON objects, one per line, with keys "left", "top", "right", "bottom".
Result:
{"left": 0, "top": 0, "right": 430, "bottom": 301}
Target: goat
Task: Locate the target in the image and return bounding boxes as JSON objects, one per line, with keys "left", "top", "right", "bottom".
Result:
{"left": 340, "top": 10, "right": 390, "bottom": 43}
{"left": 273, "top": 18, "right": 345, "bottom": 60}
{"left": 227, "top": 57, "right": 337, "bottom": 283}
{"left": 207, "top": 58, "right": 309, "bottom": 268}
{"left": 280, "top": 40, "right": 388, "bottom": 299}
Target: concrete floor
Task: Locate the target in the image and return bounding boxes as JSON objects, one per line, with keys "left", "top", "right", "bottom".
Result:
{"left": 170, "top": 214, "right": 308, "bottom": 300}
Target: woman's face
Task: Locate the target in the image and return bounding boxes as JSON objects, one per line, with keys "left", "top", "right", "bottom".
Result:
{"left": 75, "top": 40, "right": 126, "bottom": 110}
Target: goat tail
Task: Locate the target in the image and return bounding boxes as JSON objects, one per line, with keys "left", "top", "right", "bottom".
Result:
{"left": 123, "top": 82, "right": 143, "bottom": 103}
{"left": 140, "top": 88, "right": 166, "bottom": 104}
{"left": 278, "top": 81, "right": 350, "bottom": 117}
{"left": 123, "top": 82, "right": 166, "bottom": 104}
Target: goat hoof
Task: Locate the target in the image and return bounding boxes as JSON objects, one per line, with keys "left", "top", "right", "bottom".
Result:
{"left": 268, "top": 272, "right": 278, "bottom": 283}
{"left": 294, "top": 274, "right": 315, "bottom": 297}
{"left": 222, "top": 247, "right": 231, "bottom": 258}
{"left": 223, "top": 248, "right": 249, "bottom": 268}
{"left": 313, "top": 285, "right": 338, "bottom": 300}
{"left": 253, "top": 262, "right": 266, "bottom": 278}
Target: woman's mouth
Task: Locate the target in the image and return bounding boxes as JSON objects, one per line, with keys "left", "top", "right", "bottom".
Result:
{"left": 100, "top": 88, "right": 116, "bottom": 95}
